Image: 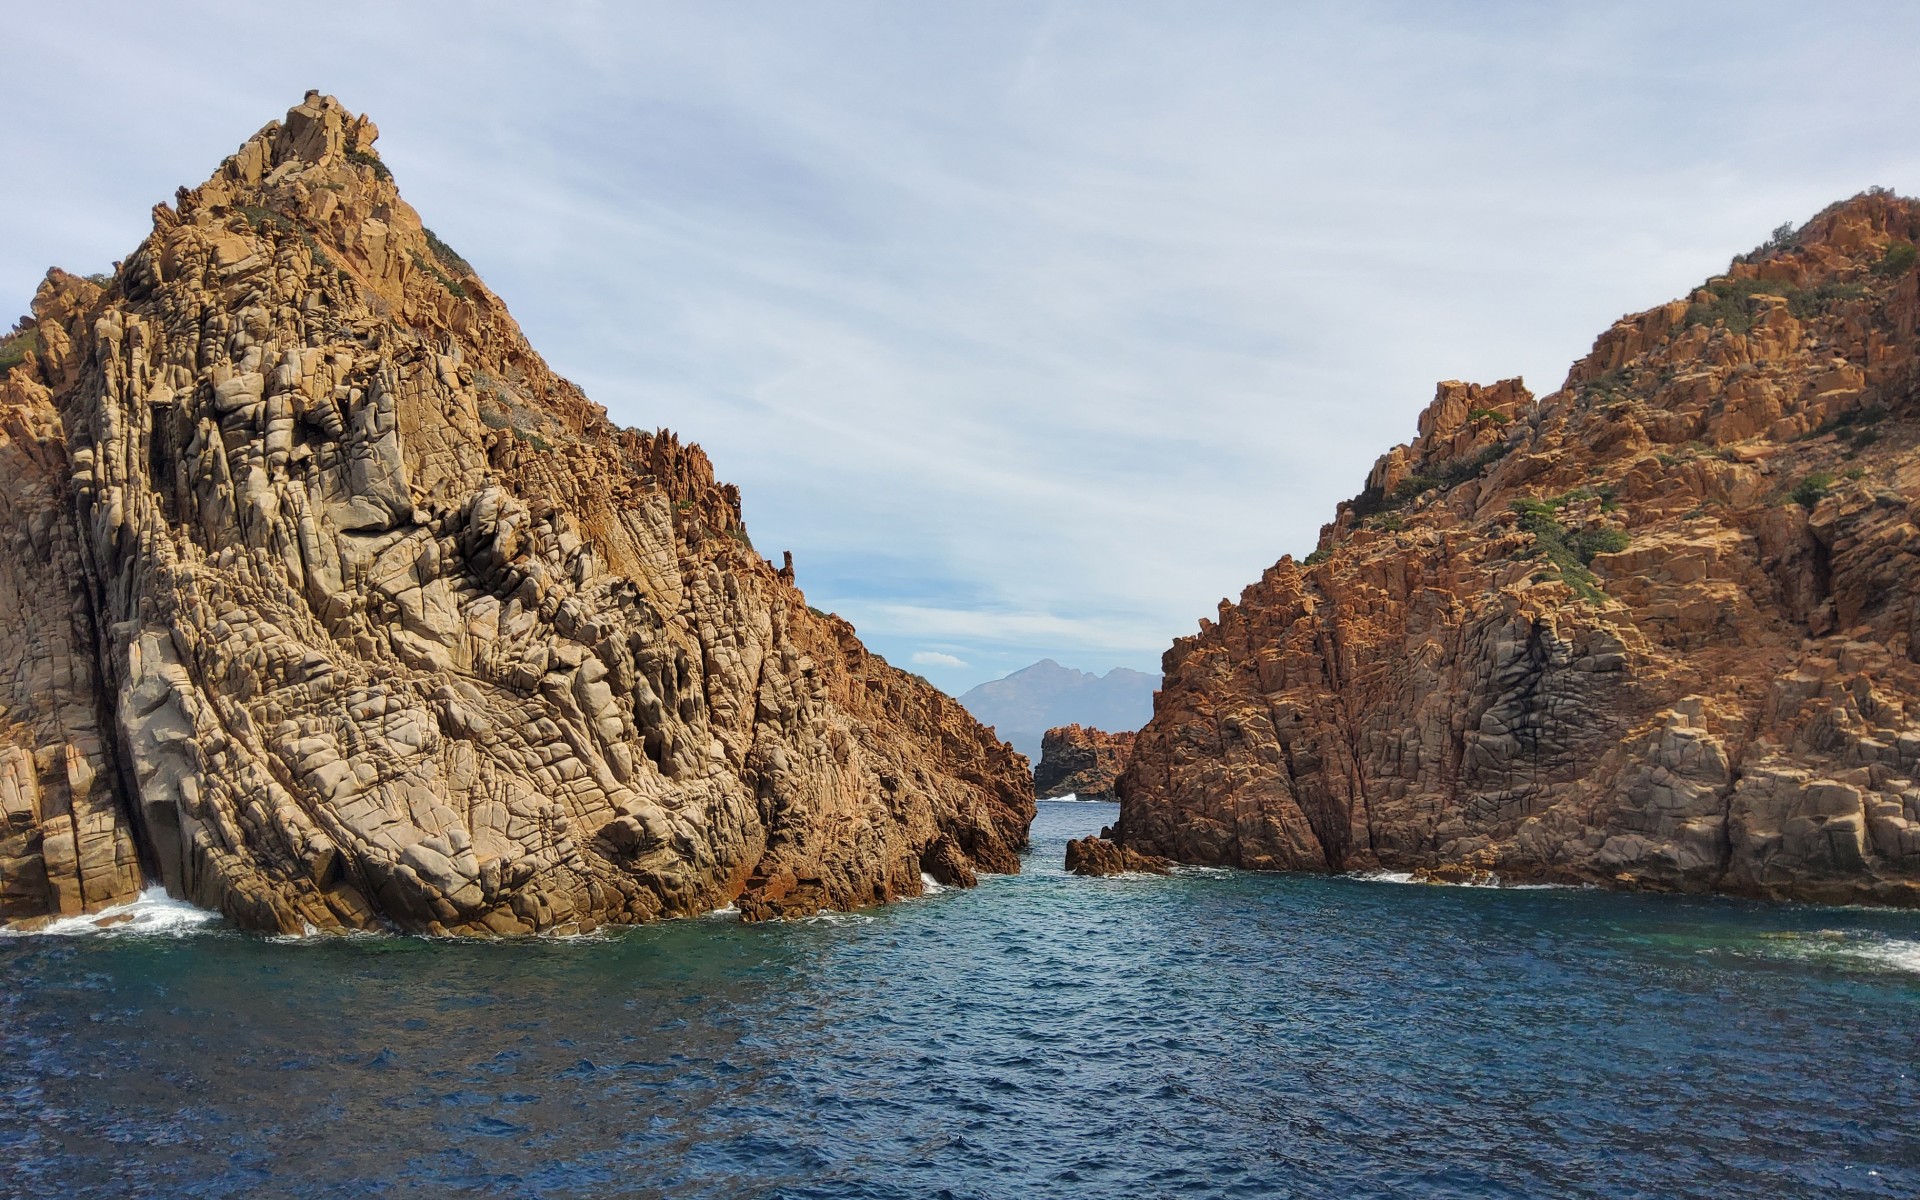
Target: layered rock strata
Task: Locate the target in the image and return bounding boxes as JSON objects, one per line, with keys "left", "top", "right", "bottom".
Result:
{"left": 1117, "top": 191, "right": 1920, "bottom": 905}
{"left": 1033, "top": 724, "right": 1135, "bottom": 800}
{"left": 0, "top": 94, "right": 1032, "bottom": 934}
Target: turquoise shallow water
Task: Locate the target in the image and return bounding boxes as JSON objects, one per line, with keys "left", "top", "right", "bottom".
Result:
{"left": 3, "top": 799, "right": 1918, "bottom": 1198}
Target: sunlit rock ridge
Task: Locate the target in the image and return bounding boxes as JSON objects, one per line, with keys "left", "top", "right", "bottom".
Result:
{"left": 1116, "top": 191, "right": 1920, "bottom": 905}
{"left": 0, "top": 93, "right": 1032, "bottom": 934}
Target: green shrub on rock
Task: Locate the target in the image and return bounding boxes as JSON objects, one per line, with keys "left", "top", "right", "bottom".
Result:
{"left": 1791, "top": 471, "right": 1835, "bottom": 509}
{"left": 1874, "top": 241, "right": 1917, "bottom": 278}
{"left": 1510, "top": 498, "right": 1628, "bottom": 603}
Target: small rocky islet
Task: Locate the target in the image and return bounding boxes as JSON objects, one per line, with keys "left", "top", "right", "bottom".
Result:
{"left": 1031, "top": 722, "right": 1134, "bottom": 801}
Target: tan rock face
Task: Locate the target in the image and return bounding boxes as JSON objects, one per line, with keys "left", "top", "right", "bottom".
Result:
{"left": 0, "top": 93, "right": 1032, "bottom": 934}
{"left": 1118, "top": 190, "right": 1920, "bottom": 906}
{"left": 1033, "top": 724, "right": 1135, "bottom": 800}
{"left": 1062, "top": 836, "right": 1169, "bottom": 877}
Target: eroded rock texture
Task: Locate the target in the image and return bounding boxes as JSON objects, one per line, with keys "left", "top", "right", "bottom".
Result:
{"left": 0, "top": 93, "right": 1031, "bottom": 934}
{"left": 1118, "top": 191, "right": 1920, "bottom": 905}
{"left": 1062, "top": 836, "right": 1169, "bottom": 877}
{"left": 1034, "top": 724, "right": 1135, "bottom": 800}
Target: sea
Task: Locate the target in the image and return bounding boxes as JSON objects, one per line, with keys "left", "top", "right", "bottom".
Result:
{"left": 3, "top": 799, "right": 1917, "bottom": 1198}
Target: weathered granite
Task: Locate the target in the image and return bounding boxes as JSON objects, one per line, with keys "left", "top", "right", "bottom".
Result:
{"left": 0, "top": 93, "right": 1032, "bottom": 934}
{"left": 1034, "top": 724, "right": 1135, "bottom": 800}
{"left": 1063, "top": 835, "right": 1170, "bottom": 877}
{"left": 1117, "top": 190, "right": 1920, "bottom": 906}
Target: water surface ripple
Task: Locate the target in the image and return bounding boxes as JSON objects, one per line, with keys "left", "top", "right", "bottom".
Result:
{"left": 3, "top": 801, "right": 1918, "bottom": 1197}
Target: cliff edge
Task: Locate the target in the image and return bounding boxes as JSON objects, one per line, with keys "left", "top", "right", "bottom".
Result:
{"left": 1116, "top": 190, "right": 1920, "bottom": 905}
{"left": 0, "top": 93, "right": 1032, "bottom": 934}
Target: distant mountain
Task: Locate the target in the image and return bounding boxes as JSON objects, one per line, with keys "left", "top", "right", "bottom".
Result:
{"left": 957, "top": 660, "right": 1160, "bottom": 760}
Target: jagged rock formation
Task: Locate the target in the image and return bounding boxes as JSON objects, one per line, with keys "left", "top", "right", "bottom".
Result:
{"left": 1063, "top": 836, "right": 1169, "bottom": 877}
{"left": 0, "top": 93, "right": 1032, "bottom": 934}
{"left": 1117, "top": 190, "right": 1920, "bottom": 906}
{"left": 1034, "top": 724, "right": 1135, "bottom": 800}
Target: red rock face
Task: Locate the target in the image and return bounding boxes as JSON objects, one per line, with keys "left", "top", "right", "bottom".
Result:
{"left": 0, "top": 95, "right": 1032, "bottom": 934}
{"left": 1118, "top": 190, "right": 1920, "bottom": 906}
{"left": 1034, "top": 724, "right": 1136, "bottom": 800}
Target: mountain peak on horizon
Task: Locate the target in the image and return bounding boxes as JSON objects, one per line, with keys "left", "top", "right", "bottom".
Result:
{"left": 957, "top": 658, "right": 1160, "bottom": 760}
{"left": 997, "top": 658, "right": 1155, "bottom": 682}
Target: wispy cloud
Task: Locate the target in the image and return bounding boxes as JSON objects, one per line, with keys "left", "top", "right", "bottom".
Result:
{"left": 6, "top": 2, "right": 1918, "bottom": 690}
{"left": 870, "top": 606, "right": 1176, "bottom": 657}
{"left": 910, "top": 651, "right": 969, "bottom": 669}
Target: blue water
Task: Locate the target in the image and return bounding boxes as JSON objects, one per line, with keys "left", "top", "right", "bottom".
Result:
{"left": 3, "top": 800, "right": 1918, "bottom": 1198}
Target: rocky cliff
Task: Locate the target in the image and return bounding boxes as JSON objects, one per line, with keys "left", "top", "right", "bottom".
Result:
{"left": 0, "top": 93, "right": 1032, "bottom": 934}
{"left": 1033, "top": 724, "right": 1135, "bottom": 800}
{"left": 1114, "top": 190, "right": 1920, "bottom": 906}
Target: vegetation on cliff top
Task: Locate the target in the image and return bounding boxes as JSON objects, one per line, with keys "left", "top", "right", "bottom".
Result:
{"left": 1682, "top": 274, "right": 1874, "bottom": 334}
{"left": 346, "top": 146, "right": 391, "bottom": 181}
{"left": 0, "top": 325, "right": 38, "bottom": 373}
{"left": 424, "top": 227, "right": 474, "bottom": 277}
{"left": 1348, "top": 442, "right": 1511, "bottom": 522}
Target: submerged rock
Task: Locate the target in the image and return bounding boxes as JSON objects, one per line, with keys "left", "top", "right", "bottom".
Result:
{"left": 1117, "top": 191, "right": 1920, "bottom": 907}
{"left": 1034, "top": 724, "right": 1136, "bottom": 801}
{"left": 0, "top": 93, "right": 1032, "bottom": 934}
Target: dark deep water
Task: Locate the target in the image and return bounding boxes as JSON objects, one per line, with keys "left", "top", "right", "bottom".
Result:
{"left": 3, "top": 800, "right": 1918, "bottom": 1199}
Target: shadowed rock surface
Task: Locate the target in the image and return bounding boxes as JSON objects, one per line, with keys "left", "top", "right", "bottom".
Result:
{"left": 0, "top": 93, "right": 1032, "bottom": 934}
{"left": 1117, "top": 191, "right": 1920, "bottom": 906}
{"left": 1033, "top": 724, "right": 1135, "bottom": 800}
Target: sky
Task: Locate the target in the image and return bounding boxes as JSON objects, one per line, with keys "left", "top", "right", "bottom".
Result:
{"left": 6, "top": 2, "right": 1919, "bottom": 692}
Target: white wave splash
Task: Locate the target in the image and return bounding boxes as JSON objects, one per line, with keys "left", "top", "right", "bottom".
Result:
{"left": 800, "top": 909, "right": 876, "bottom": 926}
{"left": 920, "top": 871, "right": 948, "bottom": 895}
{"left": 5, "top": 886, "right": 218, "bottom": 937}
{"left": 1753, "top": 930, "right": 1920, "bottom": 975}
{"left": 1347, "top": 869, "right": 1577, "bottom": 891}
{"left": 1352, "top": 870, "right": 1419, "bottom": 885}
{"left": 1849, "top": 937, "right": 1920, "bottom": 974}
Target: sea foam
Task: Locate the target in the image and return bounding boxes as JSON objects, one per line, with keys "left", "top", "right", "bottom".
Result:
{"left": 1752, "top": 930, "right": 1920, "bottom": 975}
{"left": 4, "top": 885, "right": 218, "bottom": 938}
{"left": 1347, "top": 869, "right": 1576, "bottom": 891}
